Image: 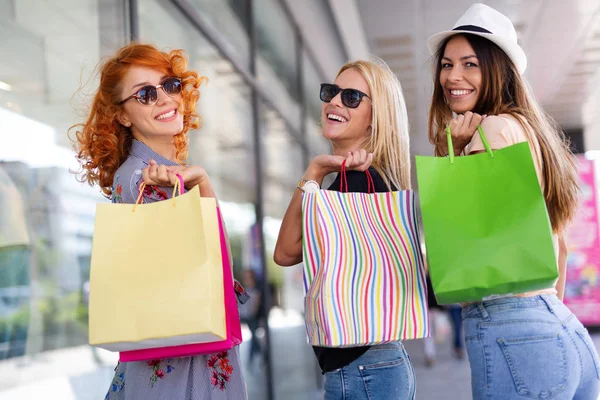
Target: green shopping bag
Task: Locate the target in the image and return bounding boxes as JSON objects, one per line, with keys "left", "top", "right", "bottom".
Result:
{"left": 415, "top": 125, "right": 558, "bottom": 304}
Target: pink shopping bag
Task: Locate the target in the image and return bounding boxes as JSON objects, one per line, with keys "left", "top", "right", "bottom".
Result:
{"left": 119, "top": 208, "right": 242, "bottom": 362}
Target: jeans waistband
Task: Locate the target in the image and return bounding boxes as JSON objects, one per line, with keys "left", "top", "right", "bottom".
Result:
{"left": 461, "top": 294, "right": 571, "bottom": 322}
{"left": 369, "top": 341, "right": 404, "bottom": 351}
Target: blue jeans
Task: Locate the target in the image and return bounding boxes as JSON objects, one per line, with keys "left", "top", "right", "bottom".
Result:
{"left": 324, "top": 342, "right": 416, "bottom": 400}
{"left": 463, "top": 295, "right": 600, "bottom": 400}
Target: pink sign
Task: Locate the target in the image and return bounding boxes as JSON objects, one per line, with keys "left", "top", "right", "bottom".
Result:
{"left": 564, "top": 157, "right": 600, "bottom": 325}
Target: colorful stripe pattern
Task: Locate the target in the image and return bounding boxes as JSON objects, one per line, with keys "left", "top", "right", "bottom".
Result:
{"left": 302, "top": 189, "right": 429, "bottom": 347}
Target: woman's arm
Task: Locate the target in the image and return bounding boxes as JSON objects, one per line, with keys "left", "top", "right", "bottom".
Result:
{"left": 556, "top": 234, "right": 568, "bottom": 301}
{"left": 273, "top": 151, "right": 373, "bottom": 266}
{"left": 273, "top": 162, "right": 327, "bottom": 267}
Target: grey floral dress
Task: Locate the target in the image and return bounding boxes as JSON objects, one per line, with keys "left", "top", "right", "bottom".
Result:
{"left": 104, "top": 139, "right": 247, "bottom": 400}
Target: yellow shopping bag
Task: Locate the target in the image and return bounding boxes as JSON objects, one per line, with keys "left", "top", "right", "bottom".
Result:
{"left": 88, "top": 180, "right": 226, "bottom": 351}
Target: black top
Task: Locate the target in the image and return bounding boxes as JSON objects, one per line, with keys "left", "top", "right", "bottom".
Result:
{"left": 312, "top": 167, "right": 393, "bottom": 373}
{"left": 426, "top": 274, "right": 443, "bottom": 310}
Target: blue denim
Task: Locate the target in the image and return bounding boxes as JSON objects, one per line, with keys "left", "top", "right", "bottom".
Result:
{"left": 463, "top": 295, "right": 600, "bottom": 400}
{"left": 323, "top": 342, "right": 416, "bottom": 400}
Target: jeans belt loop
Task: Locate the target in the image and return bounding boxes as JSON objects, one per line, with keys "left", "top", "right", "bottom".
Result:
{"left": 539, "top": 294, "right": 556, "bottom": 315}
{"left": 476, "top": 303, "right": 491, "bottom": 321}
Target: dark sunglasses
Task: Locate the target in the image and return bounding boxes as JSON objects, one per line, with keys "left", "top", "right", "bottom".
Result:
{"left": 320, "top": 83, "right": 371, "bottom": 109}
{"left": 119, "top": 77, "right": 183, "bottom": 106}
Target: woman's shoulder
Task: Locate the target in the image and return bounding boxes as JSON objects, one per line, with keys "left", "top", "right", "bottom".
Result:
{"left": 115, "top": 152, "right": 144, "bottom": 176}
{"left": 476, "top": 113, "right": 530, "bottom": 147}
{"left": 112, "top": 155, "right": 146, "bottom": 204}
{"left": 484, "top": 114, "right": 530, "bottom": 137}
{"left": 480, "top": 114, "right": 511, "bottom": 132}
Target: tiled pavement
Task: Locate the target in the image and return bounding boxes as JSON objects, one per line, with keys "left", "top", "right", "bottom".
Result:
{"left": 1, "top": 317, "right": 598, "bottom": 400}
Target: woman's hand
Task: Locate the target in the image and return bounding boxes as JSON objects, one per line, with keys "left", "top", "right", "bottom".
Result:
{"left": 305, "top": 150, "right": 373, "bottom": 182}
{"left": 273, "top": 149, "right": 372, "bottom": 267}
{"left": 438, "top": 112, "right": 486, "bottom": 156}
{"left": 142, "top": 160, "right": 208, "bottom": 189}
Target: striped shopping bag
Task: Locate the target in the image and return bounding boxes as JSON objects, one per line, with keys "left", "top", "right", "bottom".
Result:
{"left": 301, "top": 168, "right": 429, "bottom": 347}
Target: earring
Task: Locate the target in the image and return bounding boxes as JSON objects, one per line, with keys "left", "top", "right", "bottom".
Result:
{"left": 125, "top": 122, "right": 131, "bottom": 127}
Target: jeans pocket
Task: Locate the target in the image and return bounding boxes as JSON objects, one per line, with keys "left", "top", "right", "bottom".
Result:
{"left": 359, "top": 357, "right": 414, "bottom": 400}
{"left": 323, "top": 369, "right": 343, "bottom": 400}
{"left": 576, "top": 328, "right": 600, "bottom": 380}
{"left": 497, "top": 333, "right": 568, "bottom": 399}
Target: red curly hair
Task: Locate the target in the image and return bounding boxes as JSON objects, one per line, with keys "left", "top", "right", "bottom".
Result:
{"left": 70, "top": 43, "right": 206, "bottom": 197}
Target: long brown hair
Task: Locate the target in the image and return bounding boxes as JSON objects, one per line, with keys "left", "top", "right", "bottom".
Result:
{"left": 428, "top": 34, "right": 579, "bottom": 233}
{"left": 70, "top": 43, "right": 206, "bottom": 197}
{"left": 337, "top": 59, "right": 411, "bottom": 190}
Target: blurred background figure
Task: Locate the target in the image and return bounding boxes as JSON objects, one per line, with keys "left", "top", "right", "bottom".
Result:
{"left": 424, "top": 273, "right": 465, "bottom": 367}
{"left": 239, "top": 269, "right": 263, "bottom": 368}
{"left": 423, "top": 273, "right": 447, "bottom": 367}
{"left": 0, "top": 164, "right": 31, "bottom": 360}
{"left": 447, "top": 304, "right": 465, "bottom": 360}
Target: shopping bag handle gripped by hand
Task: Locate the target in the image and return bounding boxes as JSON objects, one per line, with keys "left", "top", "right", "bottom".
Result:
{"left": 133, "top": 173, "right": 184, "bottom": 211}
{"left": 446, "top": 125, "right": 494, "bottom": 164}
{"left": 340, "top": 160, "right": 375, "bottom": 193}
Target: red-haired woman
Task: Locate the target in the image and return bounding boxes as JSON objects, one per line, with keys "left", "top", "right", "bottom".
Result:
{"left": 71, "top": 43, "right": 247, "bottom": 400}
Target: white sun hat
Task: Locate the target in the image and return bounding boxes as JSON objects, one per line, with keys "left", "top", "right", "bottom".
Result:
{"left": 427, "top": 3, "right": 527, "bottom": 74}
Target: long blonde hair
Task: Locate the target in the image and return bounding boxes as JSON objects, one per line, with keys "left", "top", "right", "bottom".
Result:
{"left": 338, "top": 58, "right": 411, "bottom": 190}
{"left": 428, "top": 34, "right": 578, "bottom": 233}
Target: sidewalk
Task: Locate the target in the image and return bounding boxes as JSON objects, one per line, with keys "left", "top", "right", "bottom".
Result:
{"left": 241, "top": 315, "right": 600, "bottom": 400}
{"left": 241, "top": 322, "right": 473, "bottom": 400}
{"left": 0, "top": 314, "right": 598, "bottom": 399}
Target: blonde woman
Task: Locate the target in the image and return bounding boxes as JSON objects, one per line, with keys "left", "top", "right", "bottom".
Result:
{"left": 427, "top": 4, "right": 600, "bottom": 399}
{"left": 274, "top": 59, "right": 415, "bottom": 399}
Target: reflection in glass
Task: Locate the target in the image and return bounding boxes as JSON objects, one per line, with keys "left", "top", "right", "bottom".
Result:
{"left": 254, "top": 0, "right": 301, "bottom": 130}
{"left": 0, "top": 2, "right": 120, "bottom": 397}
{"left": 302, "top": 51, "right": 330, "bottom": 158}
{"left": 259, "top": 101, "right": 303, "bottom": 314}
{"left": 186, "top": 0, "right": 251, "bottom": 69}
{"left": 140, "top": 0, "right": 256, "bottom": 207}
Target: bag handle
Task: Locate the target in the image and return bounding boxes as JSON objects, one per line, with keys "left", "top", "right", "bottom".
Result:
{"left": 340, "top": 160, "right": 375, "bottom": 193}
{"left": 133, "top": 173, "right": 184, "bottom": 211}
{"left": 446, "top": 125, "right": 494, "bottom": 164}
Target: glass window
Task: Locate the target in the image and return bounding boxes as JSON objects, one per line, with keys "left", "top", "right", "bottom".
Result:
{"left": 139, "top": 0, "right": 258, "bottom": 274}
{"left": 139, "top": 0, "right": 256, "bottom": 203}
{"left": 0, "top": 0, "right": 124, "bottom": 397}
{"left": 259, "top": 99, "right": 303, "bottom": 312}
{"left": 260, "top": 103, "right": 303, "bottom": 221}
{"left": 259, "top": 101, "right": 319, "bottom": 397}
{"left": 303, "top": 50, "right": 323, "bottom": 123}
{"left": 254, "top": 0, "right": 301, "bottom": 130}
{"left": 254, "top": 0, "right": 296, "bottom": 90}
{"left": 177, "top": 0, "right": 252, "bottom": 69}
{"left": 302, "top": 51, "right": 330, "bottom": 158}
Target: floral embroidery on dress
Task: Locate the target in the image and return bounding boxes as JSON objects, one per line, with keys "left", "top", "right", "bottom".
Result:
{"left": 207, "top": 351, "right": 233, "bottom": 391}
{"left": 105, "top": 372, "right": 125, "bottom": 399}
{"left": 147, "top": 359, "right": 175, "bottom": 387}
{"left": 113, "top": 184, "right": 123, "bottom": 203}
{"left": 112, "top": 176, "right": 123, "bottom": 203}
{"left": 143, "top": 185, "right": 169, "bottom": 201}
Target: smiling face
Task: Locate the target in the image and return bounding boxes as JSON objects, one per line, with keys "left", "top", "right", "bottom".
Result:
{"left": 321, "top": 68, "right": 372, "bottom": 147}
{"left": 439, "top": 35, "right": 482, "bottom": 114}
{"left": 118, "top": 65, "right": 184, "bottom": 141}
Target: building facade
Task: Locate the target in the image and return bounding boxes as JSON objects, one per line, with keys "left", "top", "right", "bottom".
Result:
{"left": 0, "top": 1, "right": 370, "bottom": 398}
